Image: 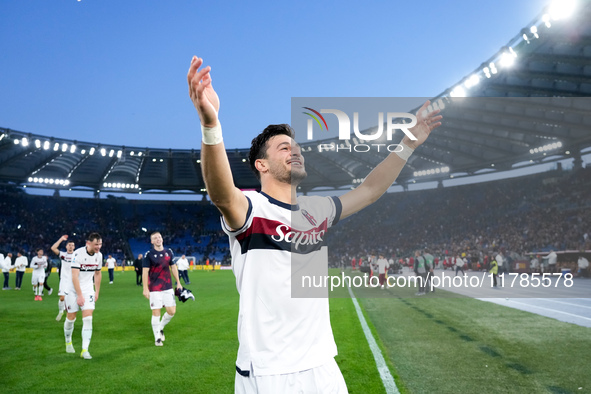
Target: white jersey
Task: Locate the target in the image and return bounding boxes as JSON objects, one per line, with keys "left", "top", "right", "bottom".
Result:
{"left": 495, "top": 254, "right": 504, "bottom": 267}
{"left": 58, "top": 251, "right": 75, "bottom": 290}
{"left": 31, "top": 256, "right": 48, "bottom": 273}
{"left": 15, "top": 256, "right": 28, "bottom": 272}
{"left": 177, "top": 258, "right": 189, "bottom": 271}
{"left": 1, "top": 255, "right": 13, "bottom": 272}
{"left": 106, "top": 257, "right": 116, "bottom": 269}
{"left": 376, "top": 258, "right": 389, "bottom": 274}
{"left": 547, "top": 252, "right": 558, "bottom": 265}
{"left": 70, "top": 246, "right": 102, "bottom": 294}
{"left": 222, "top": 191, "right": 342, "bottom": 376}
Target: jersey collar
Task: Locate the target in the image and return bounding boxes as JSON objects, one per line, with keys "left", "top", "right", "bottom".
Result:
{"left": 260, "top": 191, "right": 299, "bottom": 211}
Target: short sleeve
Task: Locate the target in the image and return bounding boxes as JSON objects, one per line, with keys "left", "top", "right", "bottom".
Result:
{"left": 221, "top": 195, "right": 253, "bottom": 236}
{"left": 142, "top": 252, "right": 151, "bottom": 268}
{"left": 71, "top": 253, "right": 80, "bottom": 269}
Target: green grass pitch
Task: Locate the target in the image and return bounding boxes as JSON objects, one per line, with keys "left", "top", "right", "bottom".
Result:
{"left": 1, "top": 270, "right": 589, "bottom": 393}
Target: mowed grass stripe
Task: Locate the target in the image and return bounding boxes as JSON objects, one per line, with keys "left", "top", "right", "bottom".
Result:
{"left": 1, "top": 270, "right": 387, "bottom": 393}
{"left": 358, "top": 286, "right": 591, "bottom": 394}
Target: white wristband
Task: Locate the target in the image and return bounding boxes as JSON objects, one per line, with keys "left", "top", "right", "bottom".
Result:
{"left": 201, "top": 122, "right": 223, "bottom": 145}
{"left": 395, "top": 141, "right": 414, "bottom": 161}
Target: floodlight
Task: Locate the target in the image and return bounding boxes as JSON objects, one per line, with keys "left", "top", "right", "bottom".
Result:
{"left": 549, "top": 0, "right": 577, "bottom": 20}
{"left": 500, "top": 52, "right": 515, "bottom": 68}
{"left": 450, "top": 86, "right": 466, "bottom": 97}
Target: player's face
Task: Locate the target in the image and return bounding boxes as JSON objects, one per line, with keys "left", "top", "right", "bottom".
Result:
{"left": 86, "top": 239, "right": 102, "bottom": 254}
{"left": 37, "top": 250, "right": 43, "bottom": 257}
{"left": 263, "top": 135, "right": 307, "bottom": 185}
{"left": 66, "top": 242, "right": 75, "bottom": 253}
{"left": 151, "top": 233, "right": 163, "bottom": 248}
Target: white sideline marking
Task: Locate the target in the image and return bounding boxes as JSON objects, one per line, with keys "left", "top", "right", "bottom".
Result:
{"left": 543, "top": 299, "right": 591, "bottom": 310}
{"left": 505, "top": 299, "right": 591, "bottom": 321}
{"left": 347, "top": 286, "right": 399, "bottom": 394}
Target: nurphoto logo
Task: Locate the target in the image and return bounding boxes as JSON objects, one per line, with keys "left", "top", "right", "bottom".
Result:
{"left": 303, "top": 107, "right": 418, "bottom": 153}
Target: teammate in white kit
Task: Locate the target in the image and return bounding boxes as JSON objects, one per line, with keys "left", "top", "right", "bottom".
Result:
{"left": 30, "top": 248, "right": 48, "bottom": 301}
{"left": 63, "top": 233, "right": 103, "bottom": 360}
{"left": 188, "top": 56, "right": 441, "bottom": 393}
{"left": 14, "top": 251, "right": 28, "bottom": 290}
{"left": 106, "top": 255, "right": 116, "bottom": 284}
{"left": 51, "top": 235, "right": 76, "bottom": 321}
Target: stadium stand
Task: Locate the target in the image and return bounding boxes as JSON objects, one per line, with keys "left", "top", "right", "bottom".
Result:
{"left": 1, "top": 165, "right": 589, "bottom": 272}
{"left": 327, "top": 166, "right": 591, "bottom": 269}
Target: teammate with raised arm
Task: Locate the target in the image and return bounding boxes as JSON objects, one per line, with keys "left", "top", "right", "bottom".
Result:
{"left": 64, "top": 233, "right": 103, "bottom": 360}
{"left": 51, "top": 235, "right": 76, "bottom": 321}
{"left": 188, "top": 56, "right": 441, "bottom": 393}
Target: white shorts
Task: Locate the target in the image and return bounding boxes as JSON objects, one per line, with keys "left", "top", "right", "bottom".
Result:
{"left": 65, "top": 290, "right": 96, "bottom": 313}
{"left": 32, "top": 271, "right": 45, "bottom": 285}
{"left": 235, "top": 358, "right": 348, "bottom": 394}
{"left": 58, "top": 281, "right": 67, "bottom": 297}
{"left": 149, "top": 289, "right": 176, "bottom": 309}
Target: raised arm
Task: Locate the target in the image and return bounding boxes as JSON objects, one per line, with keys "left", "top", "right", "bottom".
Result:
{"left": 51, "top": 235, "right": 68, "bottom": 256}
{"left": 338, "top": 101, "right": 442, "bottom": 219}
{"left": 187, "top": 56, "right": 248, "bottom": 230}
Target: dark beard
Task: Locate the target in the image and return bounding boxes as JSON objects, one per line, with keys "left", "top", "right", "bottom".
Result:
{"left": 290, "top": 167, "right": 307, "bottom": 186}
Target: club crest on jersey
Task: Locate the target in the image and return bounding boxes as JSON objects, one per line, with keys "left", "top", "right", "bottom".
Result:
{"left": 301, "top": 209, "right": 317, "bottom": 226}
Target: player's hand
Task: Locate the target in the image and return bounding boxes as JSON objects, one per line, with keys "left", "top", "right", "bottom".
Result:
{"left": 61, "top": 235, "right": 68, "bottom": 241}
{"left": 143, "top": 288, "right": 150, "bottom": 300}
{"left": 94, "top": 292, "right": 99, "bottom": 303}
{"left": 76, "top": 294, "right": 85, "bottom": 307}
{"left": 403, "top": 100, "right": 442, "bottom": 150}
{"left": 187, "top": 56, "right": 220, "bottom": 128}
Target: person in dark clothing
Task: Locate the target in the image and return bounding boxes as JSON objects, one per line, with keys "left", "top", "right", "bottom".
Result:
{"left": 134, "top": 254, "right": 144, "bottom": 286}
{"left": 413, "top": 250, "right": 427, "bottom": 295}
{"left": 44, "top": 255, "right": 54, "bottom": 295}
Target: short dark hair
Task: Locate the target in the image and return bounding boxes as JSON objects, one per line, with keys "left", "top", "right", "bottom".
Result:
{"left": 67, "top": 240, "right": 75, "bottom": 245}
{"left": 248, "top": 124, "right": 294, "bottom": 180}
{"left": 150, "top": 231, "right": 161, "bottom": 239}
{"left": 87, "top": 232, "right": 101, "bottom": 242}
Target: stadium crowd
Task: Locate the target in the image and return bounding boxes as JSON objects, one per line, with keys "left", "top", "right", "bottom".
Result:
{"left": 327, "top": 166, "right": 591, "bottom": 271}
{"left": 0, "top": 167, "right": 589, "bottom": 273}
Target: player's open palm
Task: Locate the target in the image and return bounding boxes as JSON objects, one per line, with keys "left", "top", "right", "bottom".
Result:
{"left": 404, "top": 100, "right": 442, "bottom": 149}
{"left": 188, "top": 56, "right": 220, "bottom": 128}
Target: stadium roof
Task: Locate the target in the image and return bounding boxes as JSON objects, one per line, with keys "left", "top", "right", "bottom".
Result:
{"left": 1, "top": 0, "right": 590, "bottom": 195}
